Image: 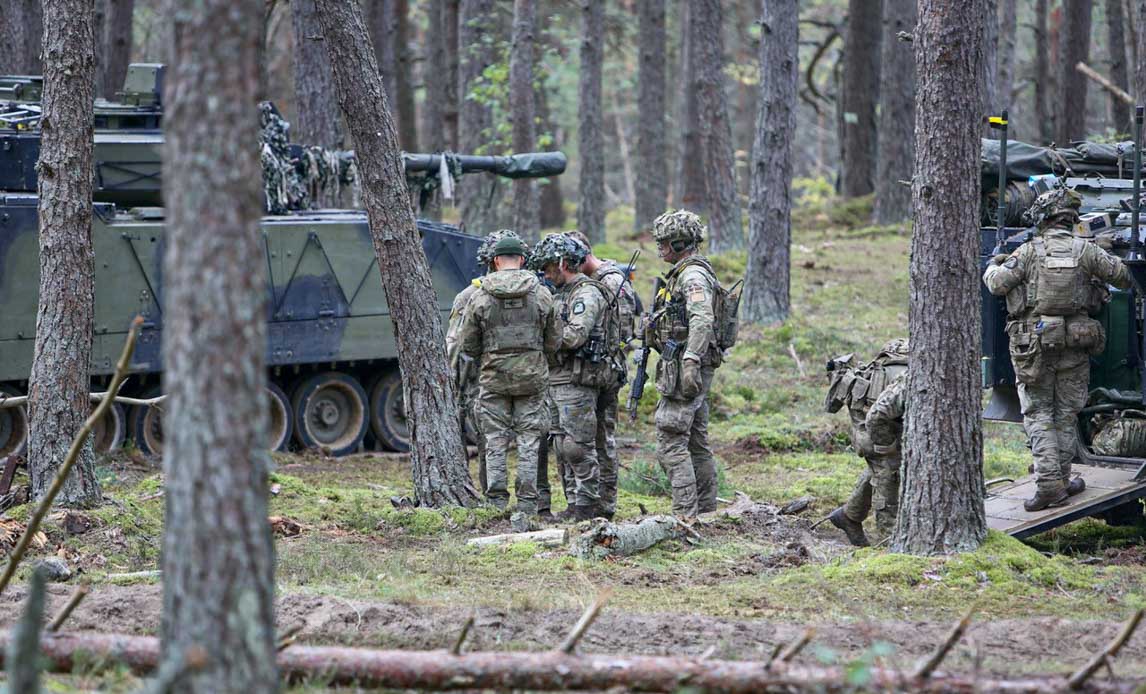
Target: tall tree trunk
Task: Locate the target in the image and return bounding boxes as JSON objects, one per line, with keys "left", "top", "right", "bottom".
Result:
{"left": 537, "top": 81, "right": 566, "bottom": 229}
{"left": 839, "top": 0, "right": 882, "bottom": 197}
{"left": 982, "top": 0, "right": 998, "bottom": 126}
{"left": 1127, "top": 0, "right": 1139, "bottom": 87}
{"left": 997, "top": 0, "right": 1016, "bottom": 115}
{"left": 315, "top": 0, "right": 479, "bottom": 507}
{"left": 894, "top": 0, "right": 987, "bottom": 555}
{"left": 102, "top": 0, "right": 134, "bottom": 98}
{"left": 0, "top": 1, "right": 23, "bottom": 73}
{"left": 692, "top": 0, "right": 742, "bottom": 252}
{"left": 458, "top": 0, "right": 498, "bottom": 232}
{"left": 1057, "top": 0, "right": 1093, "bottom": 143}
{"left": 676, "top": 1, "right": 705, "bottom": 211}
{"left": 423, "top": 0, "right": 449, "bottom": 153}
{"left": 1139, "top": 0, "right": 1146, "bottom": 101}
{"left": 28, "top": 0, "right": 100, "bottom": 508}
{"left": 742, "top": 0, "right": 796, "bottom": 325}
{"left": 160, "top": 1, "right": 278, "bottom": 691}
{"left": 22, "top": 0, "right": 44, "bottom": 73}
{"left": 577, "top": 0, "right": 605, "bottom": 245}
{"left": 509, "top": 0, "right": 538, "bottom": 238}
{"left": 367, "top": 0, "right": 417, "bottom": 150}
{"left": 635, "top": 0, "right": 667, "bottom": 233}
{"left": 93, "top": 0, "right": 106, "bottom": 97}
{"left": 445, "top": 0, "right": 460, "bottom": 152}
{"left": 1108, "top": 0, "right": 1132, "bottom": 132}
{"left": 291, "top": 0, "right": 345, "bottom": 207}
{"left": 1035, "top": 0, "right": 1052, "bottom": 143}
{"left": 873, "top": 0, "right": 917, "bottom": 225}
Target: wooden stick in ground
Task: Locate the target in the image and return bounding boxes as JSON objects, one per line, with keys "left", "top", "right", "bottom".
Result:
{"left": 787, "top": 343, "right": 807, "bottom": 378}
{"left": 1076, "top": 61, "right": 1135, "bottom": 107}
{"left": 557, "top": 589, "right": 612, "bottom": 654}
{"left": 48, "top": 584, "right": 90, "bottom": 632}
{"left": 913, "top": 605, "right": 975, "bottom": 680}
{"left": 777, "top": 628, "right": 815, "bottom": 664}
{"left": 1066, "top": 608, "right": 1144, "bottom": 689}
{"left": 0, "top": 316, "right": 142, "bottom": 599}
{"left": 7, "top": 566, "right": 47, "bottom": 691}
{"left": 451, "top": 613, "right": 475, "bottom": 656}
{"left": 275, "top": 622, "right": 305, "bottom": 651}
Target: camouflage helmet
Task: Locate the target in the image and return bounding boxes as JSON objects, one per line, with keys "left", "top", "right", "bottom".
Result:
{"left": 1021, "top": 188, "right": 1082, "bottom": 228}
{"left": 477, "top": 229, "right": 528, "bottom": 265}
{"left": 880, "top": 338, "right": 909, "bottom": 357}
{"left": 652, "top": 209, "right": 706, "bottom": 248}
{"left": 528, "top": 232, "right": 588, "bottom": 271}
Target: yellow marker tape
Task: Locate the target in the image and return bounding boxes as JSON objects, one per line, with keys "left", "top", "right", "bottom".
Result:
{"left": 988, "top": 116, "right": 1008, "bottom": 126}
{"left": 471, "top": 278, "right": 482, "bottom": 287}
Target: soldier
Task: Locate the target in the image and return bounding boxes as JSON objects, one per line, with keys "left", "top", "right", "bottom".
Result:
{"left": 984, "top": 188, "right": 1131, "bottom": 511}
{"left": 564, "top": 230, "right": 636, "bottom": 520}
{"left": 458, "top": 235, "right": 559, "bottom": 516}
{"left": 648, "top": 210, "right": 728, "bottom": 523}
{"left": 529, "top": 233, "right": 619, "bottom": 521}
{"left": 824, "top": 339, "right": 909, "bottom": 546}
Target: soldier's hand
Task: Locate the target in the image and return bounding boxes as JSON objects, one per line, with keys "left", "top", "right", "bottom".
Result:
{"left": 1095, "top": 235, "right": 1114, "bottom": 251}
{"left": 991, "top": 254, "right": 1009, "bottom": 266}
{"left": 681, "top": 358, "right": 702, "bottom": 399}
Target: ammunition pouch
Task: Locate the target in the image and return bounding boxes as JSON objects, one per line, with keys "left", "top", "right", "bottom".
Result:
{"left": 1066, "top": 315, "right": 1106, "bottom": 355}
{"left": 1034, "top": 315, "right": 1067, "bottom": 351}
{"left": 824, "top": 368, "right": 856, "bottom": 413}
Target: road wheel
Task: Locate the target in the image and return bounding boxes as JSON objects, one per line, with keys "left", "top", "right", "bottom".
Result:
{"left": 266, "top": 382, "right": 292, "bottom": 453}
{"left": 367, "top": 369, "right": 409, "bottom": 452}
{"left": 292, "top": 372, "right": 368, "bottom": 456}
{"left": 129, "top": 387, "right": 164, "bottom": 457}
{"left": 0, "top": 386, "right": 28, "bottom": 458}
{"left": 91, "top": 401, "right": 127, "bottom": 454}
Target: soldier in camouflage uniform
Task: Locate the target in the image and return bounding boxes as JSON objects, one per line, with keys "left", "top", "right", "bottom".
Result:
{"left": 984, "top": 188, "right": 1130, "bottom": 511}
{"left": 529, "top": 234, "right": 619, "bottom": 521}
{"left": 648, "top": 210, "right": 725, "bottom": 522}
{"left": 458, "top": 235, "right": 559, "bottom": 515}
{"left": 564, "top": 230, "right": 636, "bottom": 519}
{"left": 824, "top": 339, "right": 909, "bottom": 545}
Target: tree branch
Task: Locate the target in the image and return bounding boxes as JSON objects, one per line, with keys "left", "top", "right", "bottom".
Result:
{"left": 1066, "top": 608, "right": 1144, "bottom": 689}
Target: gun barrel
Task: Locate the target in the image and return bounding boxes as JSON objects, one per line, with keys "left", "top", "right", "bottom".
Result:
{"left": 402, "top": 152, "right": 567, "bottom": 179}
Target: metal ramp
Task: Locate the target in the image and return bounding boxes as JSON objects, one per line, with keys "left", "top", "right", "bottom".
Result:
{"left": 986, "top": 464, "right": 1146, "bottom": 539}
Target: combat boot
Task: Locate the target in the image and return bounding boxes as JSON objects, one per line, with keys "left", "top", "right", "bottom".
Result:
{"left": 574, "top": 504, "right": 599, "bottom": 522}
{"left": 828, "top": 507, "right": 870, "bottom": 547}
{"left": 553, "top": 507, "right": 577, "bottom": 522}
{"left": 1024, "top": 485, "right": 1069, "bottom": 512}
{"left": 1066, "top": 477, "right": 1086, "bottom": 497}
{"left": 537, "top": 510, "right": 556, "bottom": 523}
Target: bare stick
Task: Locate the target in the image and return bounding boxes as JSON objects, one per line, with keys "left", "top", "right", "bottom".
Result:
{"left": 48, "top": 584, "right": 90, "bottom": 632}
{"left": 0, "top": 392, "right": 164, "bottom": 410}
{"left": 913, "top": 605, "right": 975, "bottom": 680}
{"left": 1066, "top": 608, "right": 1144, "bottom": 689}
{"left": 764, "top": 642, "right": 785, "bottom": 669}
{"left": 451, "top": 613, "right": 475, "bottom": 656}
{"left": 1076, "top": 62, "right": 1135, "bottom": 106}
{"left": 0, "top": 316, "right": 143, "bottom": 598}
{"left": 276, "top": 622, "right": 305, "bottom": 651}
{"left": 7, "top": 566, "right": 47, "bottom": 691}
{"left": 778, "top": 628, "right": 815, "bottom": 663}
{"left": 557, "top": 589, "right": 612, "bottom": 654}
{"left": 787, "top": 343, "right": 807, "bottom": 378}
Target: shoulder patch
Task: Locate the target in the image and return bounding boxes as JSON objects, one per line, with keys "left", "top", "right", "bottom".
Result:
{"left": 688, "top": 286, "right": 707, "bottom": 303}
{"left": 572, "top": 300, "right": 586, "bottom": 315}
{"left": 1004, "top": 257, "right": 1018, "bottom": 269}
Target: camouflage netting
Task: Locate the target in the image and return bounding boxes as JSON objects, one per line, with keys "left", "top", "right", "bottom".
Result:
{"left": 259, "top": 102, "right": 358, "bottom": 215}
{"left": 1090, "top": 411, "right": 1146, "bottom": 457}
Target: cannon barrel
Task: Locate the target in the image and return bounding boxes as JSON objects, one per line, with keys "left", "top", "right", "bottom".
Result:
{"left": 402, "top": 151, "right": 567, "bottom": 179}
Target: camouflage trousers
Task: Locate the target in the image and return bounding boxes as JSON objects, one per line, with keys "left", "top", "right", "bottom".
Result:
{"left": 594, "top": 386, "right": 621, "bottom": 515}
{"left": 843, "top": 454, "right": 901, "bottom": 537}
{"left": 655, "top": 365, "right": 717, "bottom": 519}
{"left": 461, "top": 383, "right": 487, "bottom": 492}
{"left": 476, "top": 390, "right": 548, "bottom": 515}
{"left": 538, "top": 392, "right": 559, "bottom": 513}
{"left": 551, "top": 383, "right": 601, "bottom": 508}
{"left": 1015, "top": 348, "right": 1089, "bottom": 493}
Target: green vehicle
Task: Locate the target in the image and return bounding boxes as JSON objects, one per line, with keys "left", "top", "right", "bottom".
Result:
{"left": 0, "top": 65, "right": 565, "bottom": 458}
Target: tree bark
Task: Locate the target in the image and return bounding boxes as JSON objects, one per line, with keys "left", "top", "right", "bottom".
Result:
{"left": 997, "top": 0, "right": 1016, "bottom": 115}
{"left": 634, "top": 0, "right": 666, "bottom": 234}
{"left": 742, "top": 0, "right": 796, "bottom": 325}
{"left": 893, "top": 0, "right": 987, "bottom": 555}
{"left": 291, "top": 0, "right": 345, "bottom": 208}
{"left": 1127, "top": 0, "right": 1139, "bottom": 88}
{"left": 93, "top": 0, "right": 106, "bottom": 97}
{"left": 0, "top": 0, "right": 22, "bottom": 73}
{"left": 1057, "top": 0, "right": 1094, "bottom": 143}
{"left": 873, "top": 0, "right": 917, "bottom": 225}
{"left": 367, "top": 0, "right": 417, "bottom": 150}
{"left": 676, "top": 1, "right": 705, "bottom": 212}
{"left": 1108, "top": 0, "right": 1132, "bottom": 132}
{"left": 444, "top": 0, "right": 460, "bottom": 151}
{"left": 577, "top": 0, "right": 605, "bottom": 245}
{"left": 982, "top": 0, "right": 998, "bottom": 125}
{"left": 160, "top": 1, "right": 278, "bottom": 692}
{"left": 458, "top": 0, "right": 499, "bottom": 232}
{"left": 1139, "top": 0, "right": 1146, "bottom": 103}
{"left": 839, "top": 0, "right": 882, "bottom": 197}
{"left": 692, "top": 0, "right": 742, "bottom": 252}
{"left": 28, "top": 0, "right": 101, "bottom": 508}
{"left": 509, "top": 0, "right": 538, "bottom": 238}
{"left": 101, "top": 0, "right": 134, "bottom": 98}
{"left": 315, "top": 0, "right": 479, "bottom": 507}
{"left": 1035, "top": 0, "right": 1052, "bottom": 143}
{"left": 537, "top": 81, "right": 566, "bottom": 229}
{"left": 22, "top": 0, "right": 44, "bottom": 73}
{"left": 423, "top": 0, "right": 449, "bottom": 153}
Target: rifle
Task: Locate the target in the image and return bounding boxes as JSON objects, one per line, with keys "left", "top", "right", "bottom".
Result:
{"left": 627, "top": 276, "right": 666, "bottom": 421}
{"left": 455, "top": 353, "right": 483, "bottom": 490}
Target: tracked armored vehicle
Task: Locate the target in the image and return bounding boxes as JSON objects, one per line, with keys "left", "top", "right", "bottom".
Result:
{"left": 0, "top": 64, "right": 565, "bottom": 458}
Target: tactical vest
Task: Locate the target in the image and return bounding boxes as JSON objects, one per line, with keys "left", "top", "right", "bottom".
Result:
{"left": 1027, "top": 236, "right": 1089, "bottom": 317}
{"left": 653, "top": 257, "right": 739, "bottom": 362}
{"left": 824, "top": 349, "right": 908, "bottom": 419}
{"left": 557, "top": 278, "right": 623, "bottom": 389}
{"left": 480, "top": 285, "right": 543, "bottom": 356}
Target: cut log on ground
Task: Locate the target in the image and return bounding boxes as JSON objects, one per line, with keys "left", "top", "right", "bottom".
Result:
{"left": 572, "top": 515, "right": 681, "bottom": 559}
{"left": 465, "top": 528, "right": 568, "bottom": 549}
{"left": 0, "top": 631, "right": 1141, "bottom": 692}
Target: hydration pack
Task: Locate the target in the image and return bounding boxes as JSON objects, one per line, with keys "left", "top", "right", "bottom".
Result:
{"left": 1029, "top": 236, "right": 1089, "bottom": 316}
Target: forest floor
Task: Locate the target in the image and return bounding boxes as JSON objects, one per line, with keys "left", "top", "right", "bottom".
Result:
{"left": 5, "top": 194, "right": 1146, "bottom": 690}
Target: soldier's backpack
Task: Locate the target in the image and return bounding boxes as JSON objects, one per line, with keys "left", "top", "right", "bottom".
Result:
{"left": 1029, "top": 236, "right": 1089, "bottom": 316}
{"left": 674, "top": 258, "right": 743, "bottom": 351}
{"left": 824, "top": 342, "right": 909, "bottom": 417}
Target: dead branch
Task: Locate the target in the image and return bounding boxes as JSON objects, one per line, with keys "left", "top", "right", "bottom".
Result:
{"left": 557, "top": 589, "right": 612, "bottom": 654}
{"left": 451, "top": 613, "right": 475, "bottom": 656}
{"left": 466, "top": 527, "right": 568, "bottom": 549}
{"left": 3, "top": 630, "right": 1139, "bottom": 692}
{"left": 0, "top": 316, "right": 143, "bottom": 598}
{"left": 913, "top": 605, "right": 975, "bottom": 680}
{"left": 47, "top": 584, "right": 89, "bottom": 632}
{"left": 0, "top": 391, "right": 165, "bottom": 410}
{"left": 804, "top": 29, "right": 840, "bottom": 105}
{"left": 7, "top": 566, "right": 47, "bottom": 691}
{"left": 573, "top": 516, "right": 682, "bottom": 559}
{"left": 275, "top": 621, "right": 305, "bottom": 651}
{"left": 1067, "top": 608, "right": 1144, "bottom": 689}
{"left": 1076, "top": 62, "right": 1135, "bottom": 107}
{"left": 787, "top": 343, "right": 807, "bottom": 378}
{"left": 778, "top": 628, "right": 814, "bottom": 664}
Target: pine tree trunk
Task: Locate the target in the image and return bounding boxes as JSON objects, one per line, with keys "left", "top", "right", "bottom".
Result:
{"left": 423, "top": 0, "right": 448, "bottom": 153}
{"left": 577, "top": 0, "right": 605, "bottom": 245}
{"left": 1035, "top": 0, "right": 1052, "bottom": 143}
{"left": 1126, "top": 0, "right": 1139, "bottom": 86}
{"left": 677, "top": 2, "right": 705, "bottom": 211}
{"left": 635, "top": 0, "right": 666, "bottom": 233}
{"left": 22, "top": 0, "right": 44, "bottom": 73}
{"left": 315, "top": 0, "right": 479, "bottom": 508}
{"left": 28, "top": 0, "right": 101, "bottom": 508}
{"left": 291, "top": 0, "right": 345, "bottom": 208}
{"left": 444, "top": 0, "right": 460, "bottom": 152}
{"left": 692, "top": 0, "right": 742, "bottom": 253}
{"left": 537, "top": 82, "right": 566, "bottom": 229}
{"left": 873, "top": 0, "right": 916, "bottom": 225}
{"left": 93, "top": 0, "right": 106, "bottom": 97}
{"left": 982, "top": 0, "right": 998, "bottom": 124}
{"left": 839, "top": 0, "right": 882, "bottom": 198}
{"left": 893, "top": 0, "right": 987, "bottom": 555}
{"left": 742, "top": 0, "right": 796, "bottom": 325}
{"left": 1139, "top": 0, "right": 1146, "bottom": 102}
{"left": 458, "top": 0, "right": 499, "bottom": 232}
{"left": 102, "top": 0, "right": 134, "bottom": 98}
{"left": 509, "top": 0, "right": 538, "bottom": 238}
{"left": 997, "top": 0, "right": 1016, "bottom": 115}
{"left": 160, "top": 1, "right": 278, "bottom": 691}
{"left": 0, "top": 1, "right": 23, "bottom": 73}
{"left": 367, "top": 0, "right": 417, "bottom": 150}
{"left": 1108, "top": 0, "right": 1131, "bottom": 132}
{"left": 1057, "top": 0, "right": 1093, "bottom": 143}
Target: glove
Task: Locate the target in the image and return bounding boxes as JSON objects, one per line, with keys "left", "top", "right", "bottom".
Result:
{"left": 1095, "top": 235, "right": 1114, "bottom": 251}
{"left": 681, "top": 358, "right": 702, "bottom": 399}
{"left": 991, "top": 254, "right": 1009, "bottom": 266}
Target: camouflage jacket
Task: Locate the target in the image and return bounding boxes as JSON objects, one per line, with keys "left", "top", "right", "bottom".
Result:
{"left": 550, "top": 273, "right": 611, "bottom": 386}
{"left": 592, "top": 261, "right": 636, "bottom": 344}
{"left": 652, "top": 254, "right": 719, "bottom": 365}
{"left": 459, "top": 269, "right": 558, "bottom": 397}
{"left": 865, "top": 374, "right": 906, "bottom": 455}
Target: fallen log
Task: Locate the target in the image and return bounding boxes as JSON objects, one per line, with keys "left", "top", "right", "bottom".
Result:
{"left": 572, "top": 515, "right": 682, "bottom": 559}
{"left": 465, "top": 528, "right": 568, "bottom": 548}
{"left": 0, "top": 631, "right": 1139, "bottom": 693}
